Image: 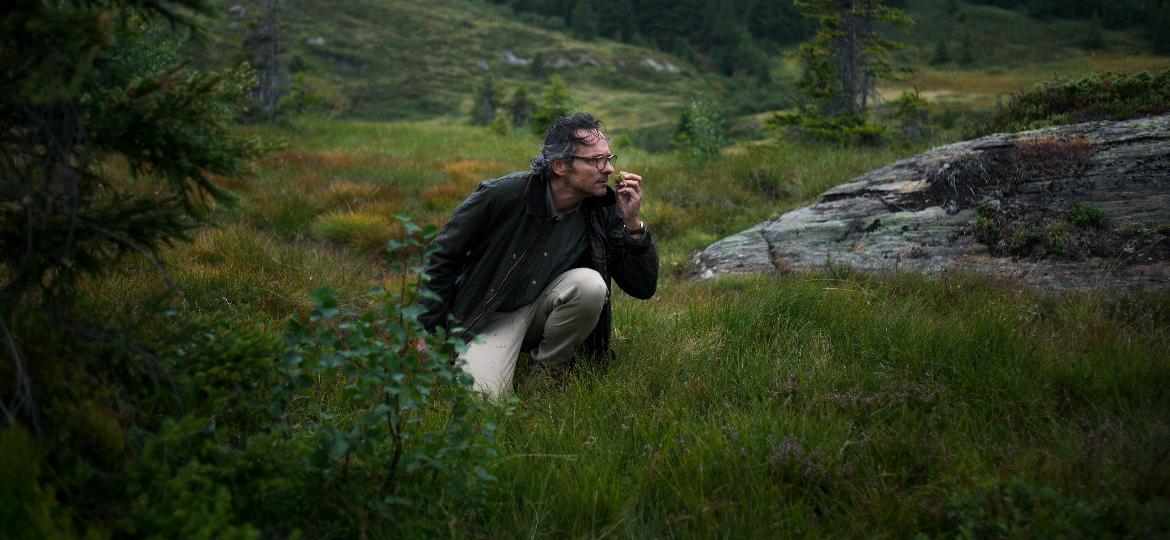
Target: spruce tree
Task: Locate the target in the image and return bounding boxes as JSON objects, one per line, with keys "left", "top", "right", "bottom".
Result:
{"left": 1, "top": 0, "right": 262, "bottom": 428}
{"left": 507, "top": 84, "right": 537, "bottom": 128}
{"left": 240, "top": 0, "right": 290, "bottom": 121}
{"left": 794, "top": 0, "right": 913, "bottom": 117}
{"left": 470, "top": 76, "right": 500, "bottom": 125}
{"left": 569, "top": 0, "right": 600, "bottom": 40}
{"left": 930, "top": 39, "right": 951, "bottom": 65}
{"left": 530, "top": 77, "right": 575, "bottom": 135}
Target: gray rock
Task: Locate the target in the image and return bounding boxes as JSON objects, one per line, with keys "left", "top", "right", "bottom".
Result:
{"left": 501, "top": 50, "right": 531, "bottom": 65}
{"left": 693, "top": 115, "right": 1170, "bottom": 290}
{"left": 640, "top": 57, "right": 680, "bottom": 73}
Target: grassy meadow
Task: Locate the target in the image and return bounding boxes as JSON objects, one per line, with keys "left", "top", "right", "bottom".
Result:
{"left": 8, "top": 0, "right": 1170, "bottom": 537}
{"left": 70, "top": 112, "right": 1170, "bottom": 536}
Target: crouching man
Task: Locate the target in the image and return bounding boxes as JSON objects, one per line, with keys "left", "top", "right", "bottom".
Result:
{"left": 418, "top": 113, "right": 659, "bottom": 397}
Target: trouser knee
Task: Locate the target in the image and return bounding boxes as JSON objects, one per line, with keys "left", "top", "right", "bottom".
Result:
{"left": 560, "top": 268, "right": 607, "bottom": 314}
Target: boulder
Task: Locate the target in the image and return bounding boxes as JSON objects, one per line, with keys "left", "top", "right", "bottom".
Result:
{"left": 692, "top": 115, "right": 1170, "bottom": 290}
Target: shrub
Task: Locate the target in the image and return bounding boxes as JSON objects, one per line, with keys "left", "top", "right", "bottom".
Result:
{"left": 272, "top": 216, "right": 505, "bottom": 527}
{"left": 939, "top": 477, "right": 1170, "bottom": 538}
{"left": 768, "top": 110, "right": 888, "bottom": 145}
{"left": 1, "top": 1, "right": 263, "bottom": 431}
{"left": 971, "top": 69, "right": 1170, "bottom": 137}
{"left": 1069, "top": 202, "right": 1107, "bottom": 229}
{"left": 673, "top": 94, "right": 728, "bottom": 161}
{"left": 891, "top": 87, "right": 932, "bottom": 140}
{"left": 530, "top": 76, "right": 575, "bottom": 136}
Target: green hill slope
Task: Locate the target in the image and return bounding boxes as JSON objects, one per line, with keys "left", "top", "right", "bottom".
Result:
{"left": 211, "top": 0, "right": 1168, "bottom": 135}
{"left": 216, "top": 0, "right": 719, "bottom": 127}
{"left": 882, "top": 0, "right": 1169, "bottom": 109}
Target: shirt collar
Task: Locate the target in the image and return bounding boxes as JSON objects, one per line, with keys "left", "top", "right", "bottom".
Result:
{"left": 526, "top": 171, "right": 617, "bottom": 217}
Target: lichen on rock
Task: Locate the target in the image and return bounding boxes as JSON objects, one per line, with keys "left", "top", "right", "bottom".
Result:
{"left": 693, "top": 115, "right": 1170, "bottom": 290}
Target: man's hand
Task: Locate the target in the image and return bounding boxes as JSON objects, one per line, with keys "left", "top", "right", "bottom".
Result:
{"left": 614, "top": 171, "right": 644, "bottom": 233}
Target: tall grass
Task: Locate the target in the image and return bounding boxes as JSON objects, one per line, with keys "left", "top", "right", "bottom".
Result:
{"left": 480, "top": 271, "right": 1170, "bottom": 536}
{"left": 69, "top": 117, "right": 1170, "bottom": 536}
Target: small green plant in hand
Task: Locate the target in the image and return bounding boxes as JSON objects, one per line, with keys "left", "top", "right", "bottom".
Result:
{"left": 272, "top": 215, "right": 501, "bottom": 513}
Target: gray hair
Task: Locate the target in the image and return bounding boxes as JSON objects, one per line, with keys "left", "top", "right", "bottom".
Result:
{"left": 530, "top": 113, "right": 604, "bottom": 178}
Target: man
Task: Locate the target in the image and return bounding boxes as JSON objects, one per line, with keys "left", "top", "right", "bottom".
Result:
{"left": 419, "top": 113, "right": 659, "bottom": 397}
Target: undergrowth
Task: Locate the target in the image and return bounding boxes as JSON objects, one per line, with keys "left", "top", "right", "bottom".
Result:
{"left": 4, "top": 117, "right": 1168, "bottom": 536}
{"left": 971, "top": 69, "right": 1170, "bottom": 136}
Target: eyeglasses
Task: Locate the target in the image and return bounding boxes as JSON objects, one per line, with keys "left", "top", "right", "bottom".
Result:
{"left": 569, "top": 154, "right": 617, "bottom": 171}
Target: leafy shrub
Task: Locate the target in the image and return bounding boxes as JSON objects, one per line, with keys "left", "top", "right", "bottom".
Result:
{"left": 940, "top": 477, "right": 1170, "bottom": 538}
{"left": 890, "top": 87, "right": 932, "bottom": 140}
{"left": 0, "top": 427, "right": 77, "bottom": 539}
{"left": 1069, "top": 202, "right": 1107, "bottom": 228}
{"left": 673, "top": 94, "right": 728, "bottom": 161}
{"left": 272, "top": 216, "right": 504, "bottom": 525}
{"left": 530, "top": 76, "right": 575, "bottom": 136}
{"left": 971, "top": 69, "right": 1170, "bottom": 137}
{"left": 768, "top": 110, "right": 888, "bottom": 145}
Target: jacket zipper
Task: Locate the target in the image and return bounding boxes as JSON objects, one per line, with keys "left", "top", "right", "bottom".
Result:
{"left": 461, "top": 220, "right": 548, "bottom": 337}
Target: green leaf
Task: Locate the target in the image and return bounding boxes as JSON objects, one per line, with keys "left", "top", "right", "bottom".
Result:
{"left": 280, "top": 351, "right": 304, "bottom": 369}
{"left": 383, "top": 495, "right": 411, "bottom": 506}
{"left": 328, "top": 434, "right": 349, "bottom": 458}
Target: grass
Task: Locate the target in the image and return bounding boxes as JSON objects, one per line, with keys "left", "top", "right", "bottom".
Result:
{"left": 202, "top": 0, "right": 716, "bottom": 125}
{"left": 63, "top": 113, "right": 1170, "bottom": 535}
{"left": 19, "top": 1, "right": 1170, "bottom": 535}
{"left": 483, "top": 270, "right": 1170, "bottom": 536}
{"left": 875, "top": 0, "right": 1170, "bottom": 117}
{"left": 224, "top": 116, "right": 925, "bottom": 281}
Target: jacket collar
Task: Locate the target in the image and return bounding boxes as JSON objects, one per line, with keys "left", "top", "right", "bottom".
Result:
{"left": 526, "top": 172, "right": 616, "bottom": 217}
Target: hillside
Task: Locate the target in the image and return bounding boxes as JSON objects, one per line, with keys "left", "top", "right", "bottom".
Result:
{"left": 211, "top": 0, "right": 719, "bottom": 129}
{"left": 884, "top": 0, "right": 1170, "bottom": 111}
{"left": 206, "top": 0, "right": 1170, "bottom": 141}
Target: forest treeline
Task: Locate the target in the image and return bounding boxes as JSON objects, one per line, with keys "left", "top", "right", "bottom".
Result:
{"left": 488, "top": 0, "right": 808, "bottom": 78}
{"left": 493, "top": 0, "right": 1170, "bottom": 65}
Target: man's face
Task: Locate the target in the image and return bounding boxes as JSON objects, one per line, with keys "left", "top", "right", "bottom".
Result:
{"left": 560, "top": 129, "right": 614, "bottom": 198}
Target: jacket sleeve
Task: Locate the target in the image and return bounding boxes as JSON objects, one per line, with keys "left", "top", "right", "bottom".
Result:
{"left": 419, "top": 182, "right": 494, "bottom": 332}
{"left": 606, "top": 209, "right": 659, "bottom": 300}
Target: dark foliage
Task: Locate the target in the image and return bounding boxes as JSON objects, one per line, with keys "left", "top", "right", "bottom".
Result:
{"left": 490, "top": 0, "right": 805, "bottom": 78}
{"left": 971, "top": 69, "right": 1170, "bottom": 137}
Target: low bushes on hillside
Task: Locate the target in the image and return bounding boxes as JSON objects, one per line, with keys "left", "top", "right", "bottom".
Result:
{"left": 972, "top": 69, "right": 1170, "bottom": 136}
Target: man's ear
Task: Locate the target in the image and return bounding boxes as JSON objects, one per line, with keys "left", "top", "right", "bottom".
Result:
{"left": 550, "top": 158, "right": 569, "bottom": 177}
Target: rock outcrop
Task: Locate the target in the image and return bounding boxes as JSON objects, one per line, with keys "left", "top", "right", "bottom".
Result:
{"left": 693, "top": 115, "right": 1170, "bottom": 290}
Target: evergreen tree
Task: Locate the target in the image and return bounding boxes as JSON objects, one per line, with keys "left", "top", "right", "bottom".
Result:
{"left": 794, "top": 0, "right": 914, "bottom": 117}
{"left": 507, "top": 84, "right": 537, "bottom": 128}
{"left": 673, "top": 94, "right": 728, "bottom": 161}
{"left": 530, "top": 76, "right": 575, "bottom": 135}
{"left": 930, "top": 38, "right": 951, "bottom": 65}
{"left": 569, "top": 0, "right": 599, "bottom": 40}
{"left": 958, "top": 26, "right": 976, "bottom": 65}
{"left": 470, "top": 76, "right": 501, "bottom": 125}
{"left": 1082, "top": 12, "right": 1105, "bottom": 50}
{"left": 240, "top": 0, "right": 289, "bottom": 121}
{"left": 1, "top": 0, "right": 262, "bottom": 429}
{"left": 1148, "top": 0, "right": 1170, "bottom": 54}
{"left": 598, "top": 0, "right": 637, "bottom": 41}
{"left": 772, "top": 0, "right": 910, "bottom": 143}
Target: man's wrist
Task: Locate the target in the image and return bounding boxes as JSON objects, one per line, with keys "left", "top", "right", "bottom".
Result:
{"left": 624, "top": 219, "right": 645, "bottom": 235}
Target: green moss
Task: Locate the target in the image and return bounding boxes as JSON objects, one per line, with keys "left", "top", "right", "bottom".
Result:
{"left": 1069, "top": 202, "right": 1108, "bottom": 228}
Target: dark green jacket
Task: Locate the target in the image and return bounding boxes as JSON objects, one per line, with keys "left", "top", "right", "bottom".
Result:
{"left": 419, "top": 171, "right": 658, "bottom": 361}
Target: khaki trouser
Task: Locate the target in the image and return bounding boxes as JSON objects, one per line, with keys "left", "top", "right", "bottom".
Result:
{"left": 461, "top": 268, "right": 608, "bottom": 397}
